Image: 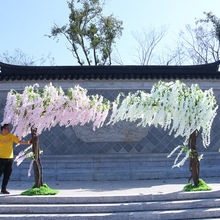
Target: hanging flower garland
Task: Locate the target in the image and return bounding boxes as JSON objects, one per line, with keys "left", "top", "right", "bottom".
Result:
{"left": 2, "top": 83, "right": 110, "bottom": 174}
{"left": 108, "top": 80, "right": 218, "bottom": 167}
{"left": 2, "top": 83, "right": 110, "bottom": 138}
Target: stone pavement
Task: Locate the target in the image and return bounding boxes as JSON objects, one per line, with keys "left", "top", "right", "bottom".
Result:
{"left": 3, "top": 177, "right": 220, "bottom": 197}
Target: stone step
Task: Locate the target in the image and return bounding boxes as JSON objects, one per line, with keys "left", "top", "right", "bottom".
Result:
{"left": 11, "top": 152, "right": 220, "bottom": 181}
{"left": 13, "top": 165, "right": 220, "bottom": 174}
{"left": 10, "top": 170, "right": 189, "bottom": 181}
{"left": 16, "top": 154, "right": 220, "bottom": 164}
{"left": 17, "top": 152, "right": 220, "bottom": 160}
{"left": 1, "top": 180, "right": 220, "bottom": 219}
{"left": 11, "top": 168, "right": 220, "bottom": 181}
{"left": 14, "top": 162, "right": 181, "bottom": 170}
{"left": 1, "top": 198, "right": 220, "bottom": 214}
{"left": 2, "top": 190, "right": 220, "bottom": 204}
{"left": 1, "top": 207, "right": 220, "bottom": 219}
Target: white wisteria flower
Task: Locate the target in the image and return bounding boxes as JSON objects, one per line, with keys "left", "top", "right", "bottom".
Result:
{"left": 109, "top": 80, "right": 218, "bottom": 168}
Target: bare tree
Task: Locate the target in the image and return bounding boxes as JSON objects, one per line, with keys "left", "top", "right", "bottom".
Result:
{"left": 132, "top": 26, "right": 168, "bottom": 65}
{"left": 111, "top": 46, "right": 124, "bottom": 65}
{"left": 157, "top": 44, "right": 187, "bottom": 65}
{"left": 178, "top": 12, "right": 220, "bottom": 65}
{"left": 0, "top": 49, "right": 55, "bottom": 66}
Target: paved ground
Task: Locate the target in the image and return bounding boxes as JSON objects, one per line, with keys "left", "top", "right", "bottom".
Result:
{"left": 2, "top": 177, "right": 220, "bottom": 197}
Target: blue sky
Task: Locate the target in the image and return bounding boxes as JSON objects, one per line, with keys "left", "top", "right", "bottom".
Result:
{"left": 0, "top": 0, "right": 220, "bottom": 65}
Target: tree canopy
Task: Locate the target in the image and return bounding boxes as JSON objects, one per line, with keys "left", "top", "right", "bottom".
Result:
{"left": 48, "top": 0, "right": 123, "bottom": 65}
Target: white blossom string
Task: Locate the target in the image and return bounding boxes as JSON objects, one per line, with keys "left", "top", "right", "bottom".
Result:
{"left": 109, "top": 81, "right": 218, "bottom": 168}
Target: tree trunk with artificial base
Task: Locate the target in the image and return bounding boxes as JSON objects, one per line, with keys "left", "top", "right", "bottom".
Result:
{"left": 188, "top": 130, "right": 200, "bottom": 186}
{"left": 31, "top": 128, "right": 43, "bottom": 188}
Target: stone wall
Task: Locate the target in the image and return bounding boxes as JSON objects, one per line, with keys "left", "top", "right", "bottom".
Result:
{"left": 0, "top": 79, "right": 219, "bottom": 156}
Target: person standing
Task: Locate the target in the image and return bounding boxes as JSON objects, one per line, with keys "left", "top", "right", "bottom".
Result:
{"left": 0, "top": 124, "right": 32, "bottom": 194}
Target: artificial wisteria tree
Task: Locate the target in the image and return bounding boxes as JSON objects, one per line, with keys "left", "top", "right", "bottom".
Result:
{"left": 2, "top": 83, "right": 110, "bottom": 188}
{"left": 108, "top": 81, "right": 218, "bottom": 186}
{"left": 1, "top": 81, "right": 218, "bottom": 187}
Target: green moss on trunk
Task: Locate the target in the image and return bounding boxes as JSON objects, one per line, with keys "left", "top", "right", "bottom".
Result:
{"left": 183, "top": 179, "right": 212, "bottom": 191}
{"left": 21, "top": 183, "right": 59, "bottom": 196}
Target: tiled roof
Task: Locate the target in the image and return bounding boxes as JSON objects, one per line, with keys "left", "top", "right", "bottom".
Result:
{"left": 0, "top": 61, "right": 219, "bottom": 81}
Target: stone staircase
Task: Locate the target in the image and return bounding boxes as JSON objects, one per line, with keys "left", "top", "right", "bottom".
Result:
{"left": 1, "top": 190, "right": 220, "bottom": 219}
{"left": 11, "top": 152, "right": 220, "bottom": 181}
{"left": 3, "top": 152, "right": 220, "bottom": 219}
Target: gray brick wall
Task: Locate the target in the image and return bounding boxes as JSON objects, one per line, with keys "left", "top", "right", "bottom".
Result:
{"left": 0, "top": 87, "right": 219, "bottom": 156}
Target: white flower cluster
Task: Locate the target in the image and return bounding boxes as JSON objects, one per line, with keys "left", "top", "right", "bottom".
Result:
{"left": 109, "top": 81, "right": 218, "bottom": 167}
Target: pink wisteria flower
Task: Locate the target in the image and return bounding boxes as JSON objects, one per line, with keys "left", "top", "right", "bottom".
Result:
{"left": 2, "top": 83, "right": 111, "bottom": 175}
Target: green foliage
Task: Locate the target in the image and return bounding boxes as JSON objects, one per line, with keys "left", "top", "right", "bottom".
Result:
{"left": 181, "top": 145, "right": 203, "bottom": 160}
{"left": 24, "top": 147, "right": 43, "bottom": 161}
{"left": 48, "top": 0, "right": 123, "bottom": 65}
{"left": 182, "top": 145, "right": 188, "bottom": 153}
{"left": 197, "top": 12, "right": 220, "bottom": 41}
{"left": 21, "top": 184, "right": 59, "bottom": 196}
{"left": 183, "top": 179, "right": 212, "bottom": 191}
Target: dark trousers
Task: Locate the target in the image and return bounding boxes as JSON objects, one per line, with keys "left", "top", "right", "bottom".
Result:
{"left": 0, "top": 158, "right": 13, "bottom": 190}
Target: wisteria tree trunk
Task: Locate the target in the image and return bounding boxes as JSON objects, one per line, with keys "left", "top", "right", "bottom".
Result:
{"left": 188, "top": 130, "right": 200, "bottom": 186}
{"left": 31, "top": 128, "right": 43, "bottom": 188}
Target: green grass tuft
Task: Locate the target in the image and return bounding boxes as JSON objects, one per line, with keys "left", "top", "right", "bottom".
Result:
{"left": 183, "top": 178, "right": 212, "bottom": 191}
{"left": 21, "top": 183, "right": 59, "bottom": 196}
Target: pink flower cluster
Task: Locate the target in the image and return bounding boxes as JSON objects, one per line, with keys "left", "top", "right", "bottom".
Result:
{"left": 2, "top": 83, "right": 110, "bottom": 176}
{"left": 2, "top": 83, "right": 110, "bottom": 139}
